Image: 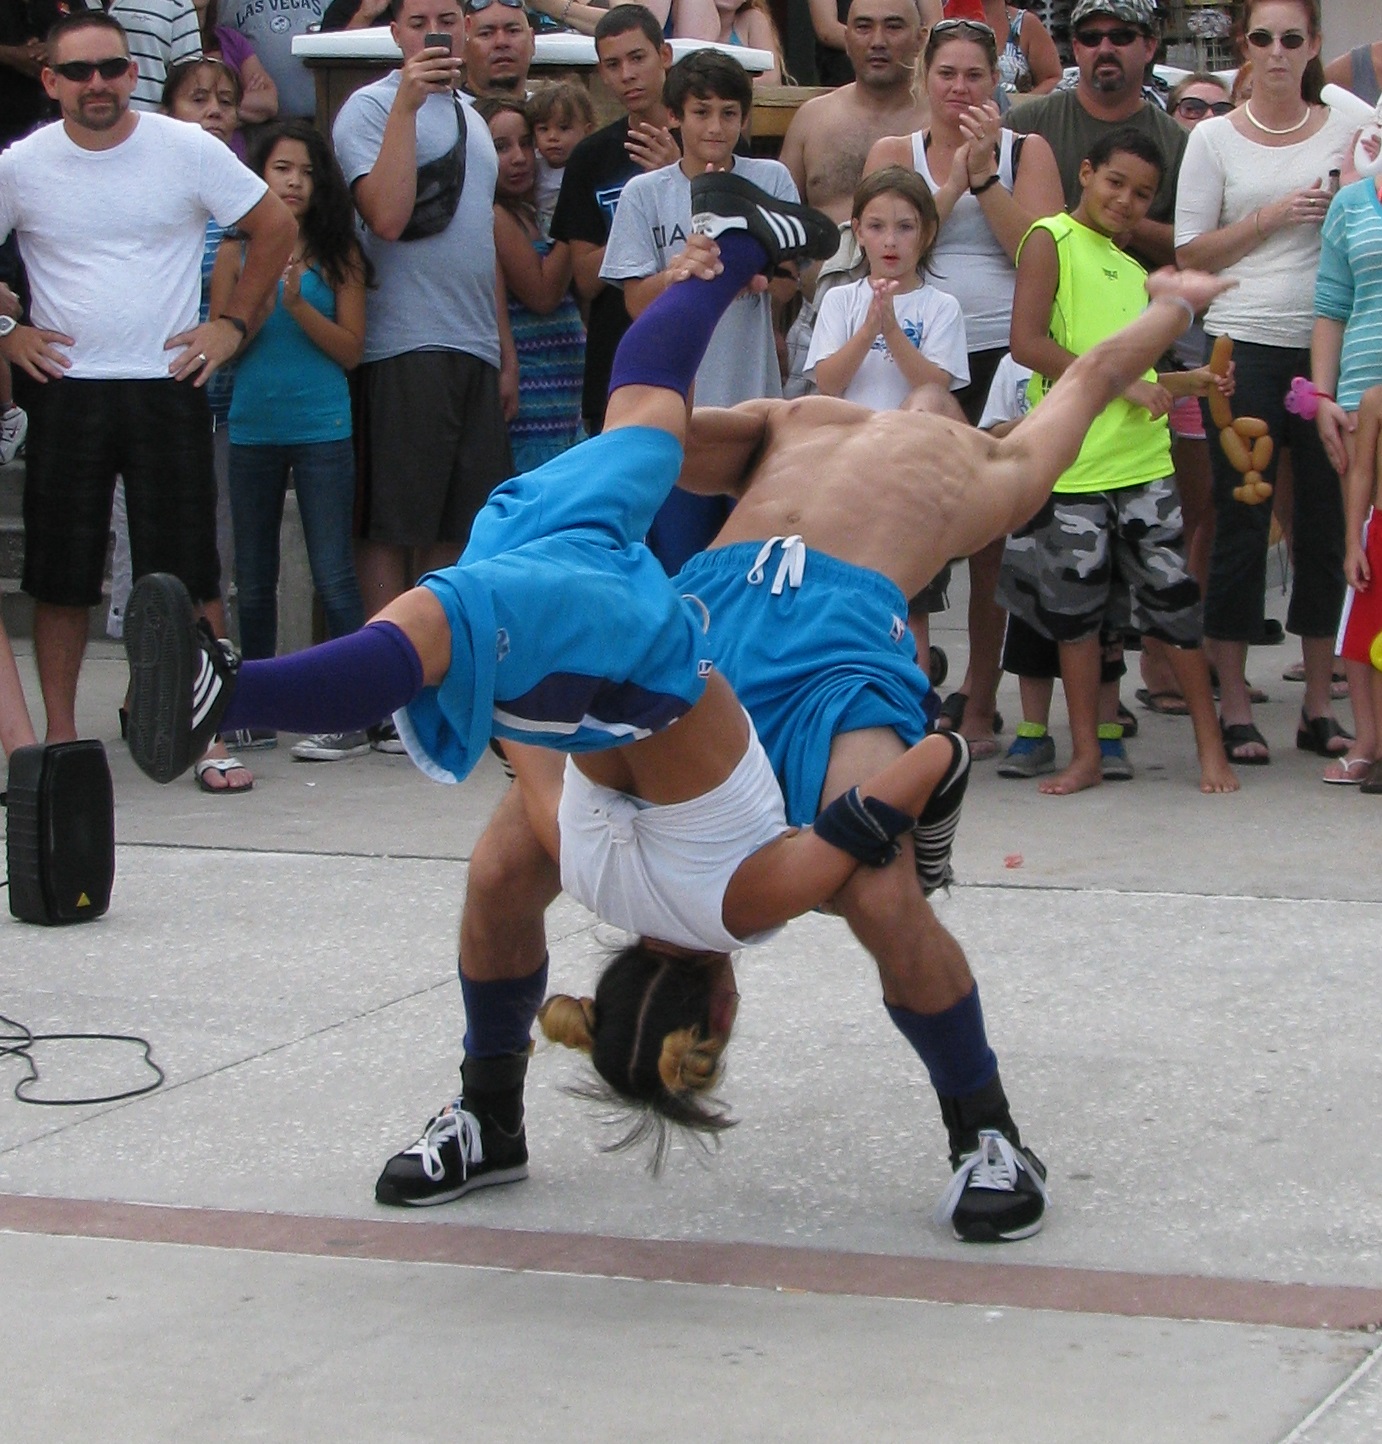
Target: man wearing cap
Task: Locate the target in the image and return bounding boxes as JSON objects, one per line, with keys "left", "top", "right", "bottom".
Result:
{"left": 1008, "top": 0, "right": 1186, "bottom": 269}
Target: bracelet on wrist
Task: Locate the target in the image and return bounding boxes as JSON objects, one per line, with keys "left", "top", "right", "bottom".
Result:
{"left": 969, "top": 173, "right": 1001, "bottom": 196}
{"left": 219, "top": 314, "right": 248, "bottom": 338}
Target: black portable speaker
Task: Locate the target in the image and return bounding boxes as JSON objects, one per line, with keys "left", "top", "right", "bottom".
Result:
{"left": 4, "top": 740, "right": 115, "bottom": 925}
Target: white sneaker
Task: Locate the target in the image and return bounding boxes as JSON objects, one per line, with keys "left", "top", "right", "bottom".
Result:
{"left": 289, "top": 730, "right": 371, "bottom": 761}
{"left": 0, "top": 404, "right": 27, "bottom": 464}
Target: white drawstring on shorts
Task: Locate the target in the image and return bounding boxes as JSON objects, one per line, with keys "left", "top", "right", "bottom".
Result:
{"left": 745, "top": 535, "right": 806, "bottom": 594}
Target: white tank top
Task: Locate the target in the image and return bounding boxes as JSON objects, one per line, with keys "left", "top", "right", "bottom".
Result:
{"left": 910, "top": 128, "right": 1019, "bottom": 353}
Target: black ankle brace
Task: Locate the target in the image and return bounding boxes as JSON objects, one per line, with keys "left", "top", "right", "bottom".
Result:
{"left": 937, "top": 1072, "right": 1021, "bottom": 1168}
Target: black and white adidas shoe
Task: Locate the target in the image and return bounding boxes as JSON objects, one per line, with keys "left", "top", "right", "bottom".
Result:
{"left": 689, "top": 171, "right": 841, "bottom": 270}
{"left": 125, "top": 572, "right": 239, "bottom": 784}
{"left": 912, "top": 731, "right": 970, "bottom": 896}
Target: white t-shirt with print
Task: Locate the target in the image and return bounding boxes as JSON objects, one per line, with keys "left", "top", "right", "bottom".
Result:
{"left": 804, "top": 275, "right": 969, "bottom": 409}
{"left": 600, "top": 155, "right": 796, "bottom": 407}
{"left": 977, "top": 352, "right": 1034, "bottom": 432}
{"left": 0, "top": 113, "right": 267, "bottom": 379}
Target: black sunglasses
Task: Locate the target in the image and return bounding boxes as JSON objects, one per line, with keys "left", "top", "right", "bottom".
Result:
{"left": 1073, "top": 25, "right": 1144, "bottom": 48}
{"left": 51, "top": 56, "right": 130, "bottom": 82}
{"left": 1245, "top": 28, "right": 1308, "bottom": 51}
{"left": 1174, "top": 96, "right": 1233, "bottom": 118}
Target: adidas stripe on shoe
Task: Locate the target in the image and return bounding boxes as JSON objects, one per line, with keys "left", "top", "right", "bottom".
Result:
{"left": 126, "top": 572, "right": 239, "bottom": 784}
{"left": 689, "top": 171, "right": 840, "bottom": 269}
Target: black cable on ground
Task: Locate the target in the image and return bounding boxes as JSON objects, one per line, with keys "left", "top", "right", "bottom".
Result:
{"left": 0, "top": 1011, "right": 165, "bottom": 1106}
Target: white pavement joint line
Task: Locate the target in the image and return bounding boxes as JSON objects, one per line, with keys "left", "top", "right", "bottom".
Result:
{"left": 0, "top": 979, "right": 454, "bottom": 1160}
{"left": 121, "top": 840, "right": 477, "bottom": 866}
{"left": 962, "top": 880, "right": 1382, "bottom": 908}
{"left": 1276, "top": 1337, "right": 1382, "bottom": 1444}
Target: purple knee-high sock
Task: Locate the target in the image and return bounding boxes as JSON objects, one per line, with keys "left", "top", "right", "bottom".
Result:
{"left": 219, "top": 620, "right": 424, "bottom": 735}
{"left": 607, "top": 231, "right": 768, "bottom": 399}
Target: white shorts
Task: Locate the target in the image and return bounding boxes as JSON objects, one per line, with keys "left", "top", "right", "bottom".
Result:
{"left": 557, "top": 718, "right": 788, "bottom": 953}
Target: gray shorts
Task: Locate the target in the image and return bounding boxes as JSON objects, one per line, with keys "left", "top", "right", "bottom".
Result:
{"left": 357, "top": 350, "right": 513, "bottom": 548}
{"left": 996, "top": 476, "right": 1203, "bottom": 647}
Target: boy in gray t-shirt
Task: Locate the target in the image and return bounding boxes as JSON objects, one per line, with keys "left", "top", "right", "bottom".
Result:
{"left": 600, "top": 51, "right": 797, "bottom": 569}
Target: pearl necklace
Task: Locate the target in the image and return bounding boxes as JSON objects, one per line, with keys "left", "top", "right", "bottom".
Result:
{"left": 1244, "top": 99, "right": 1312, "bottom": 136}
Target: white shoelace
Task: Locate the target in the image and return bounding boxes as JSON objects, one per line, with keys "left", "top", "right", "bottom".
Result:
{"left": 745, "top": 535, "right": 806, "bottom": 594}
{"left": 405, "top": 1102, "right": 484, "bottom": 1183}
{"left": 932, "top": 1128, "right": 1050, "bottom": 1226}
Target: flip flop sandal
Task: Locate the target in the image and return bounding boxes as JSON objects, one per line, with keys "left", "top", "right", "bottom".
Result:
{"left": 1220, "top": 720, "right": 1271, "bottom": 765}
{"left": 1134, "top": 687, "right": 1190, "bottom": 717}
{"left": 194, "top": 756, "right": 254, "bottom": 794}
{"left": 937, "top": 692, "right": 1004, "bottom": 735}
{"left": 1322, "top": 757, "right": 1371, "bottom": 786}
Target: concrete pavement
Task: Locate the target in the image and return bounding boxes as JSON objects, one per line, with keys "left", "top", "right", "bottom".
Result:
{"left": 1, "top": 614, "right": 1378, "bottom": 1442}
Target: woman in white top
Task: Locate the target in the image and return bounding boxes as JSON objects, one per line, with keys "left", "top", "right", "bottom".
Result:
{"left": 1174, "top": 0, "right": 1356, "bottom": 767}
{"left": 864, "top": 16, "right": 1062, "bottom": 758}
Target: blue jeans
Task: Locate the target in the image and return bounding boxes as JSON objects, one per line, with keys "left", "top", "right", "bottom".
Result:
{"left": 229, "top": 438, "right": 364, "bottom": 660}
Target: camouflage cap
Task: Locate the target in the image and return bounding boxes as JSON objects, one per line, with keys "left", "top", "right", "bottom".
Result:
{"left": 1069, "top": 0, "right": 1158, "bottom": 31}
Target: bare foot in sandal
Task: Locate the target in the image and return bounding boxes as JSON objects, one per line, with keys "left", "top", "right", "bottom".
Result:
{"left": 194, "top": 741, "right": 253, "bottom": 794}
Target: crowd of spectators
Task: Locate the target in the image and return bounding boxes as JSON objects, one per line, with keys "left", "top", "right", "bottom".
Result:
{"left": 2, "top": 0, "right": 1381, "bottom": 797}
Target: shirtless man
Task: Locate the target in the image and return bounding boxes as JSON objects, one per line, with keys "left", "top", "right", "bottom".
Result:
{"left": 412, "top": 261, "right": 1235, "bottom": 1245}
{"left": 780, "top": 0, "right": 932, "bottom": 230}
{"left": 128, "top": 170, "right": 1228, "bottom": 1241}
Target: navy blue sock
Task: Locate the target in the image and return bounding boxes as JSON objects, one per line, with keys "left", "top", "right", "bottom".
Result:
{"left": 885, "top": 986, "right": 998, "bottom": 1099}
{"left": 607, "top": 231, "right": 767, "bottom": 399}
{"left": 220, "top": 620, "right": 424, "bottom": 735}
{"left": 461, "top": 956, "right": 550, "bottom": 1058}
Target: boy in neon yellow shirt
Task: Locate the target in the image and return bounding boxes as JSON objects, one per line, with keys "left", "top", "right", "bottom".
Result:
{"left": 1004, "top": 127, "right": 1238, "bottom": 796}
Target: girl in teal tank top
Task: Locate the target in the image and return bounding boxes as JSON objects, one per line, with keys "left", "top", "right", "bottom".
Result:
{"left": 211, "top": 121, "right": 370, "bottom": 670}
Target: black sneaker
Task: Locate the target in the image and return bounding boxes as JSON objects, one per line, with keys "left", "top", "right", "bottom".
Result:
{"left": 912, "top": 733, "right": 970, "bottom": 896}
{"left": 934, "top": 1129, "right": 1049, "bottom": 1243}
{"left": 375, "top": 1096, "right": 528, "bottom": 1207}
{"left": 689, "top": 171, "right": 840, "bottom": 269}
{"left": 125, "top": 573, "right": 239, "bottom": 784}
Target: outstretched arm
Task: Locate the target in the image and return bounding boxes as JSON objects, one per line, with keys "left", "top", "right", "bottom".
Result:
{"left": 721, "top": 733, "right": 957, "bottom": 938}
{"left": 989, "top": 269, "right": 1237, "bottom": 539}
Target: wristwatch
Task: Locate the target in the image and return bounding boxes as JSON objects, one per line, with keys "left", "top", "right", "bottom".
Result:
{"left": 0, "top": 314, "right": 16, "bottom": 338}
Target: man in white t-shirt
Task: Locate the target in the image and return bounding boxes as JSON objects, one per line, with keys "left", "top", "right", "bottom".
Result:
{"left": 0, "top": 11, "right": 294, "bottom": 749}
{"left": 601, "top": 48, "right": 797, "bottom": 572}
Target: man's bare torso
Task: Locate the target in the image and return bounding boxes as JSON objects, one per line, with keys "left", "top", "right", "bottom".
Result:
{"left": 698, "top": 397, "right": 1003, "bottom": 599}
{"left": 790, "top": 86, "right": 930, "bottom": 223}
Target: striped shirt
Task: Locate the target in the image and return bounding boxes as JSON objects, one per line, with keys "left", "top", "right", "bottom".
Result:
{"left": 1315, "top": 179, "right": 1382, "bottom": 412}
{"left": 109, "top": 0, "right": 202, "bottom": 111}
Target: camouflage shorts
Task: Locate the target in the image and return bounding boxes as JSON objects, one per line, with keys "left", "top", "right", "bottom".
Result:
{"left": 996, "top": 476, "right": 1203, "bottom": 646}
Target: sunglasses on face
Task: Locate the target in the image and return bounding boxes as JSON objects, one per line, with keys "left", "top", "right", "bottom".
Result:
{"left": 51, "top": 57, "right": 130, "bottom": 82}
{"left": 1073, "top": 25, "right": 1144, "bottom": 48}
{"left": 1175, "top": 96, "right": 1233, "bottom": 118}
{"left": 1245, "top": 28, "right": 1308, "bottom": 50}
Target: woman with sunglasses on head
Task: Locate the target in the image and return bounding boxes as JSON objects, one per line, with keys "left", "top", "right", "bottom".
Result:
{"left": 1175, "top": 0, "right": 1357, "bottom": 767}
{"left": 864, "top": 15, "right": 1062, "bottom": 759}
{"left": 944, "top": 0, "right": 1062, "bottom": 100}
